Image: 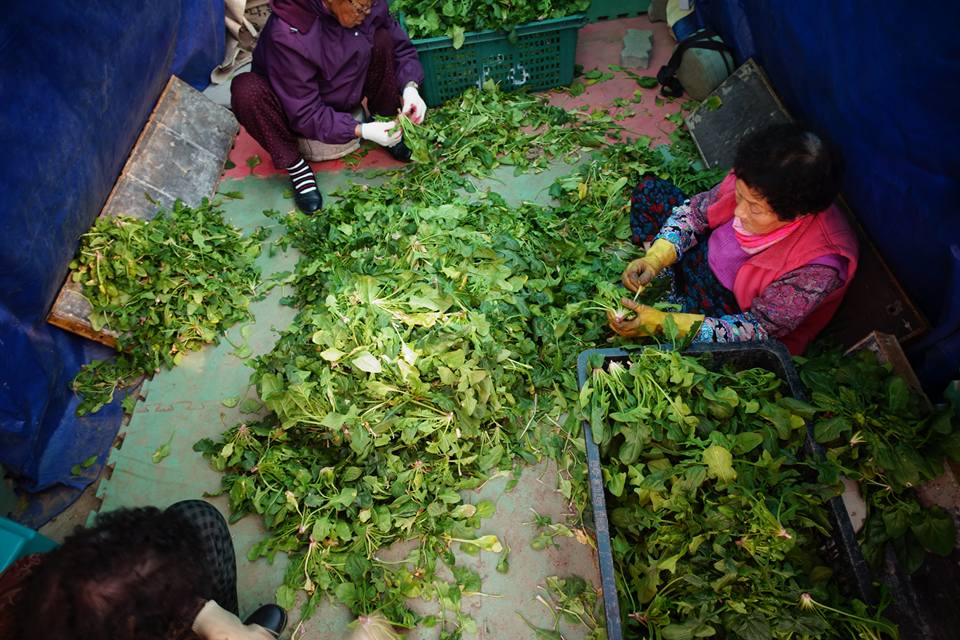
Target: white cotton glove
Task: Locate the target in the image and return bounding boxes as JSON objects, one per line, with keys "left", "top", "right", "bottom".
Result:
{"left": 359, "top": 121, "right": 402, "bottom": 147}
{"left": 401, "top": 84, "right": 427, "bottom": 124}
{"left": 192, "top": 600, "right": 276, "bottom": 640}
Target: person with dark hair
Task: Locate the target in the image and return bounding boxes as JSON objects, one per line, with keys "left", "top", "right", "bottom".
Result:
{"left": 609, "top": 123, "right": 858, "bottom": 354}
{"left": 231, "top": 0, "right": 426, "bottom": 214}
{"left": 5, "top": 501, "right": 286, "bottom": 640}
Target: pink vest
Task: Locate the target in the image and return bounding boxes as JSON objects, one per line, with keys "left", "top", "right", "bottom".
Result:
{"left": 706, "top": 173, "right": 859, "bottom": 354}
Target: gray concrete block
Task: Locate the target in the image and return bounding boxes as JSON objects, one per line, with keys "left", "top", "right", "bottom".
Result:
{"left": 621, "top": 29, "right": 654, "bottom": 69}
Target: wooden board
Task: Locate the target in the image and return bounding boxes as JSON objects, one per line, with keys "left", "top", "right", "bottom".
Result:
{"left": 47, "top": 76, "right": 239, "bottom": 346}
{"left": 684, "top": 59, "right": 927, "bottom": 346}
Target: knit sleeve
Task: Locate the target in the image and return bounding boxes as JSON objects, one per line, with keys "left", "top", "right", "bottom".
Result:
{"left": 655, "top": 181, "right": 724, "bottom": 259}
{"left": 693, "top": 264, "right": 844, "bottom": 343}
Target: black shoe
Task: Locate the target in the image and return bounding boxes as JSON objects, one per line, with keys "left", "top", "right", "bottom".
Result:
{"left": 293, "top": 188, "right": 323, "bottom": 214}
{"left": 387, "top": 140, "right": 413, "bottom": 162}
{"left": 244, "top": 604, "right": 287, "bottom": 636}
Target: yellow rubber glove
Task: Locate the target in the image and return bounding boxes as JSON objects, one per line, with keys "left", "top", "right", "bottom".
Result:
{"left": 607, "top": 298, "right": 704, "bottom": 338}
{"left": 622, "top": 239, "right": 678, "bottom": 293}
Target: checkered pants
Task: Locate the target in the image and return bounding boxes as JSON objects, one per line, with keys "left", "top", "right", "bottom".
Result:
{"left": 165, "top": 500, "right": 239, "bottom": 615}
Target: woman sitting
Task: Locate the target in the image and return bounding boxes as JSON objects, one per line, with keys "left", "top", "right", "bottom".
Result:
{"left": 231, "top": 0, "right": 427, "bottom": 213}
{"left": 609, "top": 123, "right": 858, "bottom": 354}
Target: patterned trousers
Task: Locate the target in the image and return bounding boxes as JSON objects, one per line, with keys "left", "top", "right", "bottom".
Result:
{"left": 629, "top": 176, "right": 739, "bottom": 316}
{"left": 165, "top": 500, "right": 239, "bottom": 615}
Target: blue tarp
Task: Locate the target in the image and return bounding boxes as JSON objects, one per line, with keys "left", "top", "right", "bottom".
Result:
{"left": 0, "top": 0, "right": 223, "bottom": 505}
{"left": 696, "top": 0, "right": 960, "bottom": 394}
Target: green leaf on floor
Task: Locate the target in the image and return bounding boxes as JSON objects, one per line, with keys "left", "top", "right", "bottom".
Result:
{"left": 152, "top": 442, "right": 172, "bottom": 464}
{"left": 239, "top": 398, "right": 262, "bottom": 414}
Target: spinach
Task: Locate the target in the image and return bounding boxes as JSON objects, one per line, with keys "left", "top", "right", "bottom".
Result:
{"left": 393, "top": 0, "right": 591, "bottom": 46}
{"left": 798, "top": 347, "right": 960, "bottom": 570}
{"left": 196, "top": 83, "right": 691, "bottom": 632}
{"left": 580, "top": 348, "right": 899, "bottom": 638}
{"left": 194, "top": 77, "right": 938, "bottom": 638}
{"left": 70, "top": 200, "right": 267, "bottom": 415}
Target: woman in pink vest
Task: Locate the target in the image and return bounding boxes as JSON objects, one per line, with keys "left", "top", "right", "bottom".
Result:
{"left": 608, "top": 124, "right": 858, "bottom": 355}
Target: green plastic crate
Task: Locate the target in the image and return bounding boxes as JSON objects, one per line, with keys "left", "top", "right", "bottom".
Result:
{"left": 586, "top": 0, "right": 650, "bottom": 22}
{"left": 408, "top": 15, "right": 587, "bottom": 107}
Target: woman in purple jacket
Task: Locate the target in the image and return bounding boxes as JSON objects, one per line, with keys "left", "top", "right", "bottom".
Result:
{"left": 231, "top": 0, "right": 427, "bottom": 213}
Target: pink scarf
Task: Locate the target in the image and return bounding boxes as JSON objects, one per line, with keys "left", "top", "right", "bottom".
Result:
{"left": 732, "top": 216, "right": 806, "bottom": 255}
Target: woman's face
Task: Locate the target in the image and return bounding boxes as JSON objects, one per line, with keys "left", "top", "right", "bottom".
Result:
{"left": 733, "top": 179, "right": 792, "bottom": 234}
{"left": 326, "top": 0, "right": 372, "bottom": 28}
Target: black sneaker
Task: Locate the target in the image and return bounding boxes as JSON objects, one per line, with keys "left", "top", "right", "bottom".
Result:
{"left": 293, "top": 188, "right": 323, "bottom": 214}
{"left": 387, "top": 140, "right": 413, "bottom": 162}
{"left": 286, "top": 158, "right": 323, "bottom": 214}
{"left": 244, "top": 604, "right": 287, "bottom": 636}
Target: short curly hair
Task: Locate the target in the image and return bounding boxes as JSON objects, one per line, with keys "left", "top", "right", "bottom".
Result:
{"left": 733, "top": 123, "right": 843, "bottom": 220}
{"left": 15, "top": 507, "right": 213, "bottom": 640}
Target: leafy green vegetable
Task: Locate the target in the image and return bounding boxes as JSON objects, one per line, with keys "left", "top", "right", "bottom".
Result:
{"left": 69, "top": 200, "right": 266, "bottom": 414}
{"left": 152, "top": 432, "right": 175, "bottom": 464}
{"left": 197, "top": 114, "right": 647, "bottom": 628}
{"left": 581, "top": 348, "right": 897, "bottom": 638}
{"left": 70, "top": 455, "right": 99, "bottom": 476}
{"left": 121, "top": 393, "right": 138, "bottom": 414}
{"left": 798, "top": 347, "right": 960, "bottom": 570}
{"left": 198, "top": 78, "right": 896, "bottom": 637}
{"left": 393, "top": 0, "right": 590, "bottom": 45}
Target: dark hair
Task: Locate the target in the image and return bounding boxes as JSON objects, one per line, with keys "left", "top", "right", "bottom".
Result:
{"left": 733, "top": 123, "right": 843, "bottom": 220}
{"left": 15, "top": 507, "right": 212, "bottom": 640}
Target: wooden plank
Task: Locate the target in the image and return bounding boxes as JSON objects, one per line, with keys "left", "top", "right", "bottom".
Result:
{"left": 47, "top": 280, "right": 118, "bottom": 348}
{"left": 47, "top": 76, "right": 239, "bottom": 345}
{"left": 684, "top": 60, "right": 928, "bottom": 346}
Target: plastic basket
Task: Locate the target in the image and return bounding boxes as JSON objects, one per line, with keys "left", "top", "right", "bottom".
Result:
{"left": 0, "top": 517, "right": 58, "bottom": 572}
{"left": 586, "top": 0, "right": 651, "bottom": 22}
{"left": 575, "top": 341, "right": 874, "bottom": 640}
{"left": 407, "top": 15, "right": 586, "bottom": 107}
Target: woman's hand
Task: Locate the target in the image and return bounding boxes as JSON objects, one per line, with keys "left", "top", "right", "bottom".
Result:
{"left": 607, "top": 299, "right": 661, "bottom": 337}
{"left": 192, "top": 601, "right": 275, "bottom": 640}
{"left": 401, "top": 84, "right": 427, "bottom": 124}
{"left": 607, "top": 298, "right": 705, "bottom": 339}
{"left": 622, "top": 258, "right": 657, "bottom": 293}
{"left": 360, "top": 121, "right": 402, "bottom": 147}
{"left": 622, "top": 238, "right": 678, "bottom": 292}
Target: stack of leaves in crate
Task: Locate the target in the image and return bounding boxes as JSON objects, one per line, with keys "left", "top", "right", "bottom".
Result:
{"left": 579, "top": 348, "right": 899, "bottom": 638}
{"left": 392, "top": 0, "right": 591, "bottom": 47}
{"left": 798, "top": 348, "right": 960, "bottom": 571}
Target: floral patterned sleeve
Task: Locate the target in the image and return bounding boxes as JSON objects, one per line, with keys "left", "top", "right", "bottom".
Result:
{"left": 655, "top": 181, "right": 724, "bottom": 258}
{"left": 694, "top": 264, "right": 844, "bottom": 343}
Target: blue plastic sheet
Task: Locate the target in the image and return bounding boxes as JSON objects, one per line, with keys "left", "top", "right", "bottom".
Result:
{"left": 0, "top": 0, "right": 224, "bottom": 508}
{"left": 695, "top": 0, "right": 960, "bottom": 394}
{"left": 173, "top": 0, "right": 227, "bottom": 90}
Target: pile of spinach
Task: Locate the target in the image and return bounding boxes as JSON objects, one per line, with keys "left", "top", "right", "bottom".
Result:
{"left": 70, "top": 200, "right": 267, "bottom": 414}
{"left": 580, "top": 348, "right": 899, "bottom": 638}
{"left": 197, "top": 192, "right": 634, "bottom": 632}
{"left": 192, "top": 78, "right": 957, "bottom": 638}
{"left": 197, "top": 84, "right": 675, "bottom": 633}
{"left": 392, "top": 0, "right": 591, "bottom": 48}
{"left": 798, "top": 348, "right": 960, "bottom": 571}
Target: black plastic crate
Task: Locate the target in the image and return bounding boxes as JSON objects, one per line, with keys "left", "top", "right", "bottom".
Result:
{"left": 576, "top": 341, "right": 874, "bottom": 640}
